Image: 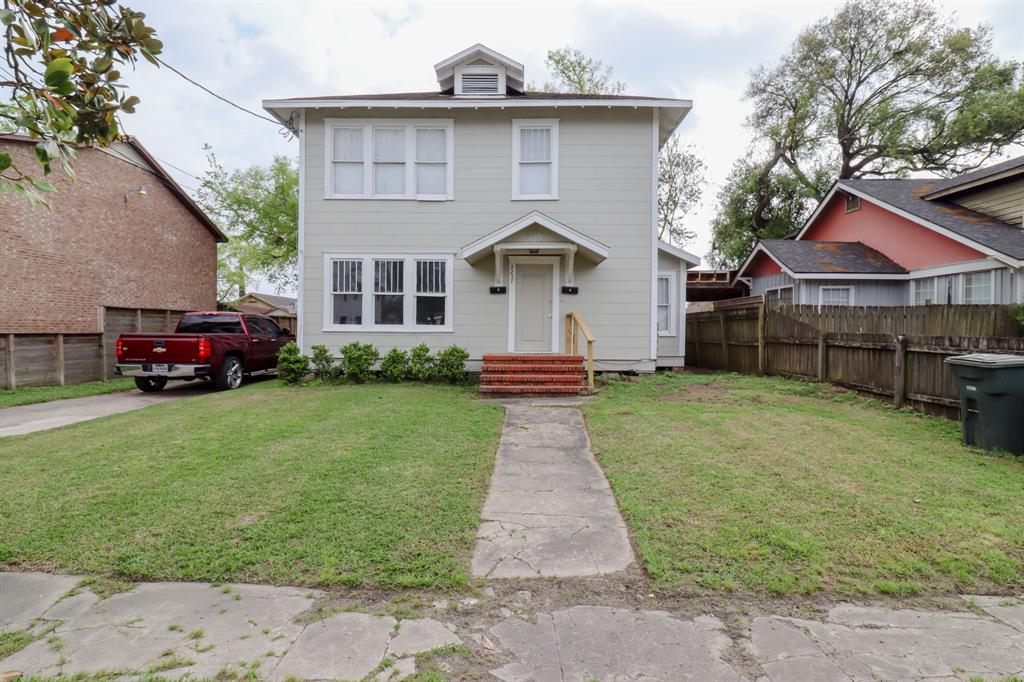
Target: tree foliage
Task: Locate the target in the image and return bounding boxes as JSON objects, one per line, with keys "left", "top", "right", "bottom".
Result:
{"left": 1, "top": 0, "right": 162, "bottom": 204}
{"left": 710, "top": 0, "right": 1024, "bottom": 266}
{"left": 542, "top": 47, "right": 626, "bottom": 95}
{"left": 196, "top": 149, "right": 298, "bottom": 299}
{"left": 542, "top": 47, "right": 704, "bottom": 246}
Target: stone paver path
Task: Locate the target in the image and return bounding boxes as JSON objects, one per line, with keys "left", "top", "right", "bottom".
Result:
{"left": 471, "top": 400, "right": 635, "bottom": 578}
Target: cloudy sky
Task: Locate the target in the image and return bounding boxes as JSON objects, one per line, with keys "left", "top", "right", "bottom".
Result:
{"left": 121, "top": 0, "right": 1023, "bottom": 292}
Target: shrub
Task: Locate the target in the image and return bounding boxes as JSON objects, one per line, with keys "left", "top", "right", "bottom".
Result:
{"left": 380, "top": 347, "right": 410, "bottom": 382}
{"left": 1011, "top": 304, "right": 1024, "bottom": 333}
{"left": 435, "top": 345, "right": 470, "bottom": 384}
{"left": 276, "top": 341, "right": 309, "bottom": 385}
{"left": 339, "top": 342, "right": 379, "bottom": 383}
{"left": 309, "top": 344, "right": 340, "bottom": 383}
{"left": 408, "top": 343, "right": 435, "bottom": 381}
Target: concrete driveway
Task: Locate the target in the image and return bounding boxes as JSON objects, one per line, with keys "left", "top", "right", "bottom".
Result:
{"left": 0, "top": 381, "right": 212, "bottom": 437}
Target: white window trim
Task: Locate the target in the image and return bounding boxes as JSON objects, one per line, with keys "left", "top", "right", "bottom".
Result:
{"left": 512, "top": 119, "right": 559, "bottom": 200}
{"left": 962, "top": 269, "right": 995, "bottom": 305}
{"left": 322, "top": 252, "right": 455, "bottom": 332}
{"left": 818, "top": 285, "right": 855, "bottom": 308}
{"left": 911, "top": 277, "right": 938, "bottom": 306}
{"left": 765, "top": 285, "right": 794, "bottom": 306}
{"left": 657, "top": 271, "right": 677, "bottom": 337}
{"left": 323, "top": 118, "right": 454, "bottom": 201}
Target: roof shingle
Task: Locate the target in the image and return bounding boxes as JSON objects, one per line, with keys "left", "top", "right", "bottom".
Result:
{"left": 759, "top": 240, "right": 907, "bottom": 275}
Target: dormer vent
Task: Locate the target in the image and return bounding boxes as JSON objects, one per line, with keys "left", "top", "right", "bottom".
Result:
{"left": 435, "top": 44, "right": 525, "bottom": 95}
{"left": 455, "top": 65, "right": 504, "bottom": 96}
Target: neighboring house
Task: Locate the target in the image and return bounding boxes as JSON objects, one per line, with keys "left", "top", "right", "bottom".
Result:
{"left": 235, "top": 292, "right": 298, "bottom": 332}
{"left": 1, "top": 134, "right": 226, "bottom": 334}
{"left": 263, "top": 44, "right": 700, "bottom": 372}
{"left": 735, "top": 157, "right": 1024, "bottom": 307}
{"left": 686, "top": 270, "right": 749, "bottom": 303}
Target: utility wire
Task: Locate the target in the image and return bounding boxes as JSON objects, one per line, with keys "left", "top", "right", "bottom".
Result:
{"left": 155, "top": 56, "right": 290, "bottom": 132}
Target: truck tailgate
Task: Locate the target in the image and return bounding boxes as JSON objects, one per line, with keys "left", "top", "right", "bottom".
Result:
{"left": 118, "top": 334, "right": 206, "bottom": 364}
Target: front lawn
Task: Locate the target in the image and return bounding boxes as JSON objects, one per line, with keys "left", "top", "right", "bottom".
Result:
{"left": 0, "top": 381, "right": 503, "bottom": 589}
{"left": 0, "top": 378, "right": 135, "bottom": 408}
{"left": 584, "top": 372, "right": 1024, "bottom": 596}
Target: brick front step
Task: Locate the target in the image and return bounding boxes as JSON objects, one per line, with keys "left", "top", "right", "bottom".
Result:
{"left": 481, "top": 363, "right": 584, "bottom": 373}
{"left": 481, "top": 373, "right": 585, "bottom": 384}
{"left": 479, "top": 384, "right": 587, "bottom": 395}
{"left": 482, "top": 354, "right": 584, "bottom": 363}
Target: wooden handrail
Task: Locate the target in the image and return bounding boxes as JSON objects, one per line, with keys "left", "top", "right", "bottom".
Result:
{"left": 564, "top": 312, "right": 595, "bottom": 390}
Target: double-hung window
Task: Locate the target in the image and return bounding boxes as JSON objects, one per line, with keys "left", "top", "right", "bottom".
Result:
{"left": 914, "top": 278, "right": 936, "bottom": 305}
{"left": 512, "top": 119, "right": 558, "bottom": 199}
{"left": 326, "top": 254, "right": 454, "bottom": 331}
{"left": 325, "top": 119, "right": 454, "bottom": 200}
{"left": 963, "top": 270, "right": 994, "bottom": 304}
{"left": 819, "top": 286, "right": 853, "bottom": 307}
{"left": 657, "top": 272, "right": 676, "bottom": 335}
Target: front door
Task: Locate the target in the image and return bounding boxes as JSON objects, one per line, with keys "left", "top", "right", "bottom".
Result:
{"left": 513, "top": 263, "right": 553, "bottom": 352}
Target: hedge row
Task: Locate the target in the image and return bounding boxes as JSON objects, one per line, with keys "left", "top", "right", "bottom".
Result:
{"left": 276, "top": 341, "right": 470, "bottom": 385}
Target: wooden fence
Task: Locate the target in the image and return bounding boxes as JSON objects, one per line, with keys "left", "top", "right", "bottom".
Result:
{"left": 1, "top": 306, "right": 185, "bottom": 390}
{"left": 777, "top": 303, "right": 1020, "bottom": 336}
{"left": 686, "top": 300, "right": 1024, "bottom": 419}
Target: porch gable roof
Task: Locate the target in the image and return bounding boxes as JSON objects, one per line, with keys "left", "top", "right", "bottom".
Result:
{"left": 460, "top": 211, "right": 610, "bottom": 264}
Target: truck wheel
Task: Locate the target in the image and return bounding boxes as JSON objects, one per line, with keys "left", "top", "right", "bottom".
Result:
{"left": 135, "top": 377, "right": 167, "bottom": 393}
{"left": 215, "top": 356, "right": 244, "bottom": 390}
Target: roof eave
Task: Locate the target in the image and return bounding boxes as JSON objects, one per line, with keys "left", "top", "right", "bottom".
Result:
{"left": 922, "top": 166, "right": 1024, "bottom": 200}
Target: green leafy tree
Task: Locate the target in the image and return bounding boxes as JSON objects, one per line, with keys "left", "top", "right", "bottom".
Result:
{"left": 1, "top": 0, "right": 162, "bottom": 204}
{"left": 711, "top": 0, "right": 1024, "bottom": 266}
{"left": 197, "top": 149, "right": 299, "bottom": 294}
{"left": 543, "top": 47, "right": 705, "bottom": 246}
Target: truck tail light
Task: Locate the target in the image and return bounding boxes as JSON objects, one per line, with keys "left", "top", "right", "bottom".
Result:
{"left": 197, "top": 337, "right": 211, "bottom": 361}
{"left": 115, "top": 338, "right": 124, "bottom": 360}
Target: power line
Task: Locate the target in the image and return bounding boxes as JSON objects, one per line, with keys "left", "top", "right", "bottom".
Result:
{"left": 152, "top": 154, "right": 204, "bottom": 182}
{"left": 155, "top": 56, "right": 290, "bottom": 132}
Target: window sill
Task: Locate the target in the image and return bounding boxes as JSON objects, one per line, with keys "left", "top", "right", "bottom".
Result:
{"left": 322, "top": 195, "right": 454, "bottom": 202}
{"left": 657, "top": 331, "right": 677, "bottom": 337}
{"left": 322, "top": 326, "right": 454, "bottom": 333}
{"left": 511, "top": 196, "right": 559, "bottom": 201}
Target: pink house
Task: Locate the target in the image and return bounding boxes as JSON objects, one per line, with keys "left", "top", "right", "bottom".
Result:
{"left": 735, "top": 157, "right": 1024, "bottom": 306}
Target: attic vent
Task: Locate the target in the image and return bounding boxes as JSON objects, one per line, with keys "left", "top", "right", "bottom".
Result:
{"left": 845, "top": 193, "right": 861, "bottom": 212}
{"left": 460, "top": 73, "right": 500, "bottom": 94}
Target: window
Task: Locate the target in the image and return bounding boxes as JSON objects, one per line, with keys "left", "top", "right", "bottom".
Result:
{"left": 245, "top": 316, "right": 272, "bottom": 336}
{"left": 331, "top": 259, "right": 363, "bottom": 325}
{"left": 324, "top": 254, "right": 454, "bottom": 332}
{"left": 845, "top": 193, "right": 861, "bottom": 212}
{"left": 963, "top": 270, "right": 994, "bottom": 304}
{"left": 177, "top": 314, "right": 243, "bottom": 334}
{"left": 512, "top": 119, "right": 558, "bottom": 199}
{"left": 914, "top": 278, "right": 936, "bottom": 305}
{"left": 819, "top": 286, "right": 853, "bottom": 307}
{"left": 765, "top": 286, "right": 794, "bottom": 308}
{"left": 657, "top": 273, "right": 676, "bottom": 335}
{"left": 324, "top": 119, "right": 454, "bottom": 200}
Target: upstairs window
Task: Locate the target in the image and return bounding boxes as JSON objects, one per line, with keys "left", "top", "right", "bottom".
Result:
{"left": 512, "top": 119, "right": 559, "bottom": 200}
{"left": 325, "top": 119, "right": 454, "bottom": 200}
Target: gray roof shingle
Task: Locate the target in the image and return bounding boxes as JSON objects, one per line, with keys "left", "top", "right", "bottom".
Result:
{"left": 839, "top": 178, "right": 1024, "bottom": 260}
{"left": 760, "top": 240, "right": 907, "bottom": 275}
{"left": 923, "top": 156, "right": 1024, "bottom": 196}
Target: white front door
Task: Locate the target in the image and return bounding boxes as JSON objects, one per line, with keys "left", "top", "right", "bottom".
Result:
{"left": 512, "top": 262, "right": 554, "bottom": 352}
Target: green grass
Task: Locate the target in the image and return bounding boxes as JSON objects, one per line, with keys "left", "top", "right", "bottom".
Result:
{"left": 0, "top": 378, "right": 135, "bottom": 408}
{"left": 584, "top": 372, "right": 1024, "bottom": 597}
{"left": 0, "top": 381, "right": 503, "bottom": 589}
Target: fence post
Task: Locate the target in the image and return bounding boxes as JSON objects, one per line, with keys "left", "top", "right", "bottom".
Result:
{"left": 5, "top": 333, "right": 14, "bottom": 390}
{"left": 893, "top": 334, "right": 907, "bottom": 409}
{"left": 693, "top": 316, "right": 702, "bottom": 367}
{"left": 719, "top": 312, "right": 728, "bottom": 370}
{"left": 757, "top": 302, "right": 766, "bottom": 376}
{"left": 56, "top": 333, "right": 65, "bottom": 386}
{"left": 135, "top": 309, "right": 142, "bottom": 332}
{"left": 816, "top": 331, "right": 827, "bottom": 382}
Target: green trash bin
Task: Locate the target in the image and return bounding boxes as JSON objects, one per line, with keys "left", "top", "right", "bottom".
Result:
{"left": 944, "top": 353, "right": 1024, "bottom": 455}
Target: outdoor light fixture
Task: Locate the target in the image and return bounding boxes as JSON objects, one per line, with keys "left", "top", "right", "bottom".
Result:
{"left": 124, "top": 186, "right": 147, "bottom": 204}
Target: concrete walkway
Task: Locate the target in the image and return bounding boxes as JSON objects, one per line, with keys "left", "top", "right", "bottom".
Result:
{"left": 471, "top": 400, "right": 634, "bottom": 579}
{"left": 3, "top": 572, "right": 1023, "bottom": 681}
{"left": 0, "top": 382, "right": 209, "bottom": 437}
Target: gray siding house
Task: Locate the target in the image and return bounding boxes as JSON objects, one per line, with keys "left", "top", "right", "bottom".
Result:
{"left": 264, "top": 45, "right": 699, "bottom": 372}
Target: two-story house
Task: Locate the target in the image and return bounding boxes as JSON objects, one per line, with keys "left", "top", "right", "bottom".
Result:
{"left": 263, "top": 44, "right": 699, "bottom": 387}
{"left": 734, "top": 156, "right": 1024, "bottom": 307}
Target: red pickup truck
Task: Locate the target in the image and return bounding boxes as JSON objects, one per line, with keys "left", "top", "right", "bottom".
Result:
{"left": 115, "top": 312, "right": 293, "bottom": 392}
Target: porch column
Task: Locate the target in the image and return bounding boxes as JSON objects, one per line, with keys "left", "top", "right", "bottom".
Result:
{"left": 564, "top": 246, "right": 577, "bottom": 286}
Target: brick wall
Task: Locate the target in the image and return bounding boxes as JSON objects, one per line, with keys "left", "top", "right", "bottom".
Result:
{"left": 0, "top": 140, "right": 218, "bottom": 333}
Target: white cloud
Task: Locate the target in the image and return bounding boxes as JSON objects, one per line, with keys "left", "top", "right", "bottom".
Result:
{"left": 118, "top": 0, "right": 1022, "bottom": 290}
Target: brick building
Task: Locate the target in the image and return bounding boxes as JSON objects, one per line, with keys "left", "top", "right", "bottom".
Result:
{"left": 1, "top": 134, "right": 226, "bottom": 334}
